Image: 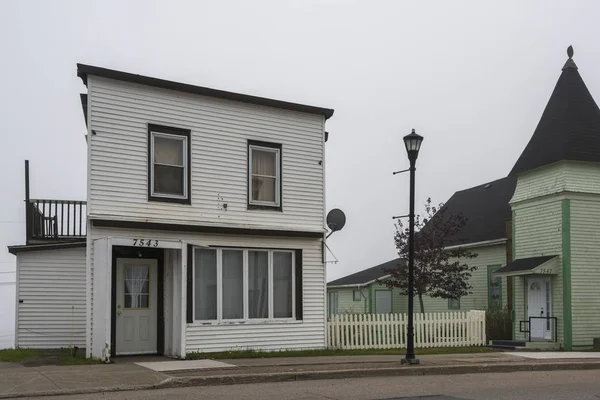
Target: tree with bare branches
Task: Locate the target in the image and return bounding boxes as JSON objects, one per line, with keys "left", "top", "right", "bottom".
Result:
{"left": 382, "top": 198, "right": 477, "bottom": 313}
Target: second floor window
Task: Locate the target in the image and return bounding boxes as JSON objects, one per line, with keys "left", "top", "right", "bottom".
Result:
{"left": 248, "top": 141, "right": 281, "bottom": 209}
{"left": 148, "top": 124, "right": 191, "bottom": 204}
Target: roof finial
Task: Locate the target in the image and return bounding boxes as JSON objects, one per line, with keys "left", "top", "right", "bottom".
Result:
{"left": 562, "top": 45, "right": 578, "bottom": 70}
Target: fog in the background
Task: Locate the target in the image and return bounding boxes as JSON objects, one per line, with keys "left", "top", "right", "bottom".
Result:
{"left": 2, "top": 0, "right": 600, "bottom": 348}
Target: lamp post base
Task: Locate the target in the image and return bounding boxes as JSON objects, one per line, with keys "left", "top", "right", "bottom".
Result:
{"left": 401, "top": 358, "right": 420, "bottom": 365}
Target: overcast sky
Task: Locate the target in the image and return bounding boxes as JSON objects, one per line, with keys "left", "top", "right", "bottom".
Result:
{"left": 1, "top": 0, "right": 600, "bottom": 348}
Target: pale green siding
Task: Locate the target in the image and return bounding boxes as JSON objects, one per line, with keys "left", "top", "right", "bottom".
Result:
{"left": 512, "top": 196, "right": 564, "bottom": 343}
{"left": 331, "top": 244, "right": 508, "bottom": 315}
{"left": 512, "top": 161, "right": 600, "bottom": 204}
{"left": 511, "top": 162, "right": 567, "bottom": 204}
{"left": 329, "top": 287, "right": 367, "bottom": 314}
{"left": 401, "top": 244, "right": 508, "bottom": 313}
{"left": 570, "top": 197, "right": 600, "bottom": 348}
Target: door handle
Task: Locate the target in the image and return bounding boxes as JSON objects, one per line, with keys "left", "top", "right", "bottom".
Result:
{"left": 117, "top": 311, "right": 122, "bottom": 316}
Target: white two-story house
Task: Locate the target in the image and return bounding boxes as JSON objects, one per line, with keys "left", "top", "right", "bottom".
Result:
{"left": 9, "top": 64, "right": 334, "bottom": 360}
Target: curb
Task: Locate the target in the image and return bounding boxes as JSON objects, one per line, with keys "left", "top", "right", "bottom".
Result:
{"left": 3, "top": 361, "right": 600, "bottom": 398}
{"left": 157, "top": 361, "right": 600, "bottom": 387}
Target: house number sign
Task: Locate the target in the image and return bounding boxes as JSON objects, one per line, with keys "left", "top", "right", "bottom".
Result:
{"left": 132, "top": 239, "right": 159, "bottom": 247}
{"left": 537, "top": 268, "right": 553, "bottom": 274}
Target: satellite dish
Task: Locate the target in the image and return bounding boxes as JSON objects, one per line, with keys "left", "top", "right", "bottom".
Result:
{"left": 326, "top": 208, "right": 346, "bottom": 238}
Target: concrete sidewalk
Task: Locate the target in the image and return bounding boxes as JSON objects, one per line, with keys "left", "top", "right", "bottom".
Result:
{"left": 3, "top": 352, "right": 600, "bottom": 398}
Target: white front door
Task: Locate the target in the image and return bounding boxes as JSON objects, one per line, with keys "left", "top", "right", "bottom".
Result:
{"left": 375, "top": 290, "right": 392, "bottom": 314}
{"left": 527, "top": 276, "right": 551, "bottom": 340}
{"left": 116, "top": 258, "right": 158, "bottom": 355}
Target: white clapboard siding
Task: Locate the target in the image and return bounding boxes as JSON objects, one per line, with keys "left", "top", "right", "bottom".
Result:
{"left": 89, "top": 225, "right": 326, "bottom": 354}
{"left": 16, "top": 247, "right": 87, "bottom": 349}
{"left": 87, "top": 76, "right": 326, "bottom": 231}
{"left": 327, "top": 311, "right": 486, "bottom": 350}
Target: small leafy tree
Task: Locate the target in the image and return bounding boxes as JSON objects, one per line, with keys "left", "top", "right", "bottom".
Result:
{"left": 382, "top": 198, "right": 477, "bottom": 313}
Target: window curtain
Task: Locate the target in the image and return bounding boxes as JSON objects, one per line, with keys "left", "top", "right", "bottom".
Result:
{"left": 222, "top": 250, "right": 244, "bottom": 319}
{"left": 124, "top": 265, "right": 149, "bottom": 308}
{"left": 252, "top": 149, "right": 276, "bottom": 202}
{"left": 194, "top": 249, "right": 217, "bottom": 320}
{"left": 273, "top": 252, "right": 292, "bottom": 318}
{"left": 248, "top": 251, "right": 269, "bottom": 318}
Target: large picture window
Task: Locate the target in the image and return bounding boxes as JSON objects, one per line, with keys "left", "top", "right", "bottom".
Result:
{"left": 148, "top": 124, "right": 191, "bottom": 203}
{"left": 192, "top": 247, "right": 296, "bottom": 322}
{"left": 248, "top": 140, "right": 281, "bottom": 209}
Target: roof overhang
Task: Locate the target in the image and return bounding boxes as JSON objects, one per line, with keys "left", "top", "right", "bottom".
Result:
{"left": 77, "top": 63, "right": 334, "bottom": 120}
{"left": 444, "top": 238, "right": 507, "bottom": 251}
{"left": 494, "top": 255, "right": 559, "bottom": 277}
{"left": 327, "top": 274, "right": 391, "bottom": 289}
{"left": 8, "top": 241, "right": 86, "bottom": 255}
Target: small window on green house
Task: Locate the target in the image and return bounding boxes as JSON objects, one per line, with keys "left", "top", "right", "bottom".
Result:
{"left": 448, "top": 298, "right": 460, "bottom": 310}
{"left": 353, "top": 289, "right": 361, "bottom": 301}
{"left": 488, "top": 265, "right": 502, "bottom": 309}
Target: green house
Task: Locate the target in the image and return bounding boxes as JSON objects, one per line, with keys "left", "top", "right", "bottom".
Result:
{"left": 329, "top": 47, "right": 600, "bottom": 350}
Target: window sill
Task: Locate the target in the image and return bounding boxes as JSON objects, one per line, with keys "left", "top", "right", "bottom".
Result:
{"left": 148, "top": 195, "right": 191, "bottom": 205}
{"left": 187, "top": 319, "right": 302, "bottom": 327}
{"left": 247, "top": 203, "right": 282, "bottom": 212}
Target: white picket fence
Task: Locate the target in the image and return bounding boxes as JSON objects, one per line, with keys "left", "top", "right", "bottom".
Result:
{"left": 328, "top": 311, "right": 486, "bottom": 350}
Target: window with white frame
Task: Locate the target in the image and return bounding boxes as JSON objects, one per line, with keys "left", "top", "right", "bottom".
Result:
{"left": 148, "top": 124, "right": 190, "bottom": 203}
{"left": 193, "top": 247, "right": 295, "bottom": 321}
{"left": 248, "top": 141, "right": 281, "bottom": 208}
{"left": 353, "top": 289, "right": 361, "bottom": 301}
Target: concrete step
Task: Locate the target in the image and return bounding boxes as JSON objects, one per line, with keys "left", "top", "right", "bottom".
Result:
{"left": 491, "top": 340, "right": 527, "bottom": 347}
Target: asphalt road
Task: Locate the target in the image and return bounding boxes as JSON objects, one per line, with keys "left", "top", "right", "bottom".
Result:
{"left": 23, "top": 369, "right": 600, "bottom": 400}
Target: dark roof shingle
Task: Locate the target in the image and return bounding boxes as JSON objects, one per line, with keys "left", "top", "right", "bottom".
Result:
{"left": 510, "top": 51, "right": 600, "bottom": 175}
{"left": 495, "top": 255, "right": 556, "bottom": 274}
{"left": 426, "top": 175, "right": 516, "bottom": 246}
{"left": 327, "top": 258, "right": 405, "bottom": 286}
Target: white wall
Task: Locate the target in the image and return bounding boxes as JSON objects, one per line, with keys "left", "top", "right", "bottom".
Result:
{"left": 87, "top": 76, "right": 326, "bottom": 232}
{"left": 89, "top": 225, "right": 326, "bottom": 356}
{"left": 16, "top": 247, "right": 87, "bottom": 348}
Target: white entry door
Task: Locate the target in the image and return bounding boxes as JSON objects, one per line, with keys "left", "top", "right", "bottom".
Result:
{"left": 375, "top": 290, "right": 392, "bottom": 314}
{"left": 116, "top": 258, "right": 158, "bottom": 355}
{"left": 527, "top": 277, "right": 551, "bottom": 340}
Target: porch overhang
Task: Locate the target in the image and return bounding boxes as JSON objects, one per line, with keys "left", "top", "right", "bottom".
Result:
{"left": 494, "top": 255, "right": 559, "bottom": 277}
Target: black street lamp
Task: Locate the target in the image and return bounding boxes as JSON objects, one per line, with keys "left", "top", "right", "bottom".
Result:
{"left": 402, "top": 128, "right": 423, "bottom": 365}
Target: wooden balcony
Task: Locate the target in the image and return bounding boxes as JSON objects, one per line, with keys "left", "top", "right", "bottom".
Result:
{"left": 26, "top": 199, "right": 87, "bottom": 244}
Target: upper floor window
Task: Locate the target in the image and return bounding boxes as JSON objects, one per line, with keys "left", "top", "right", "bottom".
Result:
{"left": 248, "top": 140, "right": 281, "bottom": 209}
{"left": 148, "top": 124, "right": 191, "bottom": 204}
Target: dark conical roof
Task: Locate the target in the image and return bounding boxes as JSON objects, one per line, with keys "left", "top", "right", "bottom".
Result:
{"left": 510, "top": 46, "right": 600, "bottom": 175}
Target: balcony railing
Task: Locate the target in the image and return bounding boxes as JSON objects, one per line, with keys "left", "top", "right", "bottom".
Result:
{"left": 26, "top": 199, "right": 87, "bottom": 243}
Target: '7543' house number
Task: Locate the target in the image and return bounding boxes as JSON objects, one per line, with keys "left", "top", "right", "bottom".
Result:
{"left": 132, "top": 239, "right": 159, "bottom": 247}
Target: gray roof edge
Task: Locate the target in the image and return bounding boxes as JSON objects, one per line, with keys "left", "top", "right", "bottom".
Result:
{"left": 8, "top": 241, "right": 86, "bottom": 255}
{"left": 77, "top": 63, "right": 334, "bottom": 120}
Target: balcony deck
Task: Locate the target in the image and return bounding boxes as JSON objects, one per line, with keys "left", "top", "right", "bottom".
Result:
{"left": 26, "top": 199, "right": 86, "bottom": 244}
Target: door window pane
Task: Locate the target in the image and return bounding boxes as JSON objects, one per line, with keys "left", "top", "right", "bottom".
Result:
{"left": 273, "top": 252, "right": 293, "bottom": 318}
{"left": 124, "top": 265, "right": 149, "bottom": 309}
{"left": 222, "top": 250, "right": 244, "bottom": 319}
{"left": 195, "top": 249, "right": 217, "bottom": 320}
{"left": 248, "top": 251, "right": 269, "bottom": 319}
